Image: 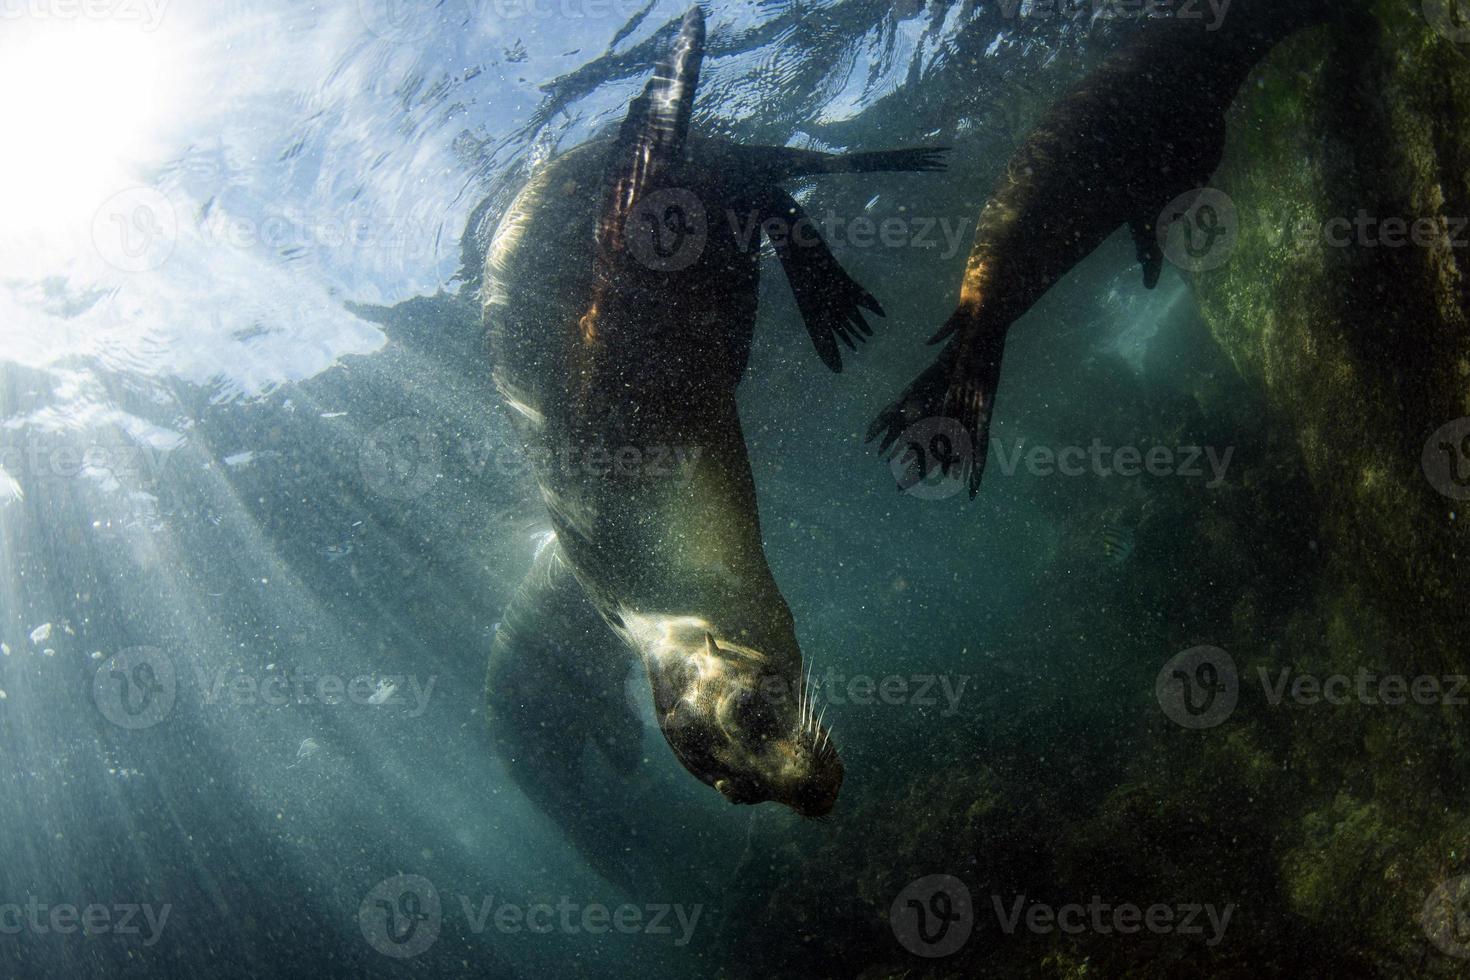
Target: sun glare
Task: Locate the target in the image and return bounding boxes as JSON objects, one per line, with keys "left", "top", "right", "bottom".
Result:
{"left": 0, "top": 17, "right": 191, "bottom": 240}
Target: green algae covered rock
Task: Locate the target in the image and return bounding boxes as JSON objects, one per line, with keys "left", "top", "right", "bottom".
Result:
{"left": 1190, "top": 3, "right": 1470, "bottom": 974}
{"left": 1195, "top": 0, "right": 1470, "bottom": 658}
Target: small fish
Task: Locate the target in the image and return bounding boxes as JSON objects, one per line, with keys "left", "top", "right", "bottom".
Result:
{"left": 1098, "top": 525, "right": 1136, "bottom": 565}
{"left": 504, "top": 40, "right": 528, "bottom": 63}
{"left": 29, "top": 623, "right": 51, "bottom": 645}
{"left": 288, "top": 737, "right": 321, "bottom": 768}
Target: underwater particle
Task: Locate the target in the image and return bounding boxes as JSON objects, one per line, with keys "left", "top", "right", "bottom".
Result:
{"left": 42, "top": 649, "right": 54, "bottom": 657}
{"left": 29, "top": 623, "right": 51, "bottom": 644}
{"left": 1, "top": 643, "right": 9, "bottom": 656}
{"left": 288, "top": 737, "right": 321, "bottom": 768}
{"left": 90, "top": 651, "right": 103, "bottom": 660}
{"left": 1097, "top": 525, "right": 1136, "bottom": 564}
{"left": 321, "top": 542, "right": 353, "bottom": 561}
{"left": 367, "top": 679, "right": 396, "bottom": 705}
{"left": 0, "top": 689, "right": 7, "bottom": 699}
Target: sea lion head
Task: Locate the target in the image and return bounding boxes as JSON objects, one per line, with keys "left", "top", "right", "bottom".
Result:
{"left": 632, "top": 617, "right": 842, "bottom": 816}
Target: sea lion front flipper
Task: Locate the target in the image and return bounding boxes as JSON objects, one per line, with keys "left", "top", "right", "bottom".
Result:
{"left": 758, "top": 188, "right": 884, "bottom": 373}
{"left": 1129, "top": 213, "right": 1162, "bottom": 289}
{"left": 593, "top": 5, "right": 705, "bottom": 259}
{"left": 866, "top": 317, "right": 1007, "bottom": 499}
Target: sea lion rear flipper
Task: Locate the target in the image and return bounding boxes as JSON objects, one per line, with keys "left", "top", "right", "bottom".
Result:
{"left": 1129, "top": 213, "right": 1162, "bottom": 289}
{"left": 865, "top": 316, "right": 1006, "bottom": 499}
{"left": 593, "top": 5, "right": 705, "bottom": 258}
{"left": 758, "top": 188, "right": 883, "bottom": 373}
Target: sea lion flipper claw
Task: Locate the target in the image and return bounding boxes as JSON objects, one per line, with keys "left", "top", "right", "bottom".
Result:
{"left": 761, "top": 188, "right": 885, "bottom": 373}
{"left": 868, "top": 329, "right": 1005, "bottom": 498}
{"left": 836, "top": 146, "right": 952, "bottom": 174}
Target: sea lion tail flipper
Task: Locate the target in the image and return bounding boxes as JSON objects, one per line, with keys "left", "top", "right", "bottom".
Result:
{"left": 595, "top": 5, "right": 705, "bottom": 254}
{"left": 866, "top": 318, "right": 1006, "bottom": 499}
{"left": 1129, "top": 213, "right": 1162, "bottom": 289}
{"left": 760, "top": 188, "right": 883, "bottom": 373}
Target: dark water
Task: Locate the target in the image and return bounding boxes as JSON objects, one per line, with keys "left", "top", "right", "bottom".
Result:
{"left": 2, "top": 1, "right": 1467, "bottom": 977}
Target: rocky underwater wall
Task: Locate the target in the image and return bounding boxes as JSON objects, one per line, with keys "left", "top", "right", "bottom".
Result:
{"left": 1176, "top": 0, "right": 1470, "bottom": 972}
{"left": 721, "top": 3, "right": 1470, "bottom": 977}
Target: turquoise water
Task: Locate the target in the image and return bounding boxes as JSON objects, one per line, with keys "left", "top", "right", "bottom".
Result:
{"left": 3, "top": 1, "right": 1446, "bottom": 977}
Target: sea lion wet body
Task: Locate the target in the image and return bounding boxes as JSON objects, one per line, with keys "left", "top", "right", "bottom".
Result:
{"left": 483, "top": 7, "right": 944, "bottom": 845}
{"left": 869, "top": 0, "right": 1342, "bottom": 495}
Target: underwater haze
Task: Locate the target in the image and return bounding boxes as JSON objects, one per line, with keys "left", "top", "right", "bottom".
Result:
{"left": 2, "top": 0, "right": 1470, "bottom": 977}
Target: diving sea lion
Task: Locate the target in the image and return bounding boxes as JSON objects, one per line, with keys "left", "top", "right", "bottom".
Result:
{"left": 868, "top": 0, "right": 1343, "bottom": 496}
{"left": 484, "top": 6, "right": 945, "bottom": 824}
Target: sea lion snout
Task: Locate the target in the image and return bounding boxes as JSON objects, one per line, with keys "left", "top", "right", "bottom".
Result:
{"left": 651, "top": 631, "right": 842, "bottom": 817}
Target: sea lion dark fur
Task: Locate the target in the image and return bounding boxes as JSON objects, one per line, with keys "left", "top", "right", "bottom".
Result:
{"left": 868, "top": 0, "right": 1343, "bottom": 496}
